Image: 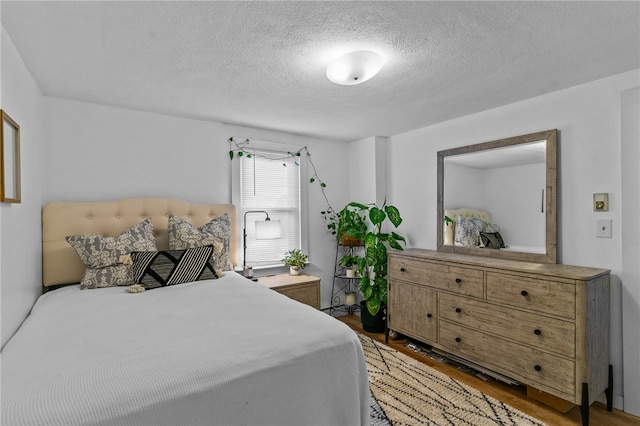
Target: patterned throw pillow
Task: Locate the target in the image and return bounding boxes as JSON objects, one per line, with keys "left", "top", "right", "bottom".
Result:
{"left": 168, "top": 214, "right": 232, "bottom": 271}
{"left": 131, "top": 246, "right": 218, "bottom": 290}
{"left": 479, "top": 231, "right": 506, "bottom": 249}
{"left": 66, "top": 218, "right": 157, "bottom": 289}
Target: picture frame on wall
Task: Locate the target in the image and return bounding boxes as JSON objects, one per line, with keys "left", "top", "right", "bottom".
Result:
{"left": 1, "top": 110, "right": 21, "bottom": 203}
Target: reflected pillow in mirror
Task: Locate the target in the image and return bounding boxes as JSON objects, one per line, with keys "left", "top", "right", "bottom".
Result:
{"left": 454, "top": 216, "right": 481, "bottom": 247}
{"left": 479, "top": 231, "right": 506, "bottom": 249}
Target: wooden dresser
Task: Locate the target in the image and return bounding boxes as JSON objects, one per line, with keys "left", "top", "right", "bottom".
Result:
{"left": 387, "top": 249, "right": 611, "bottom": 424}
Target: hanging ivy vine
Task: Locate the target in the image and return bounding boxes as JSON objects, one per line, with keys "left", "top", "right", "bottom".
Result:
{"left": 228, "top": 137, "right": 338, "bottom": 235}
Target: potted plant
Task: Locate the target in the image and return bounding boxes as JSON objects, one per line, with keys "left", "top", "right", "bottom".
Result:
{"left": 444, "top": 214, "right": 454, "bottom": 245}
{"left": 338, "top": 253, "right": 363, "bottom": 278}
{"left": 281, "top": 249, "right": 308, "bottom": 275}
{"left": 336, "top": 204, "right": 368, "bottom": 246}
{"left": 345, "top": 201, "right": 405, "bottom": 332}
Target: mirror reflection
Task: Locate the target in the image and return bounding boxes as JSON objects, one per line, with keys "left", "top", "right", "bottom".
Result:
{"left": 437, "top": 130, "right": 557, "bottom": 264}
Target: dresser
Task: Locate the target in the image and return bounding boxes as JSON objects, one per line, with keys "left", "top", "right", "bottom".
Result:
{"left": 258, "top": 274, "right": 320, "bottom": 309}
{"left": 387, "top": 249, "right": 612, "bottom": 425}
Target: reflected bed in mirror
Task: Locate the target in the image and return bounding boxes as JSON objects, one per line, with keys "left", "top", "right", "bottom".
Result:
{"left": 437, "top": 129, "right": 557, "bottom": 264}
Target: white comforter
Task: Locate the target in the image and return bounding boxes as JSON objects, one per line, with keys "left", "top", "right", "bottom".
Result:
{"left": 1, "top": 273, "right": 369, "bottom": 426}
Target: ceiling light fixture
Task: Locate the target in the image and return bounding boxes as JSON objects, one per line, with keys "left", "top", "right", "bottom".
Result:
{"left": 326, "top": 50, "right": 384, "bottom": 85}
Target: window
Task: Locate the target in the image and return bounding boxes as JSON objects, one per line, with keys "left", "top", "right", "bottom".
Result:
{"left": 231, "top": 141, "right": 308, "bottom": 269}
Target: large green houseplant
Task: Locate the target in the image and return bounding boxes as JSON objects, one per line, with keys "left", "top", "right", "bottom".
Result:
{"left": 342, "top": 201, "right": 405, "bottom": 319}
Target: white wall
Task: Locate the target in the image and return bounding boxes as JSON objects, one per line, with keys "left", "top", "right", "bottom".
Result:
{"left": 620, "top": 87, "right": 640, "bottom": 416}
{"left": 387, "top": 69, "right": 640, "bottom": 411}
{"left": 348, "top": 136, "right": 378, "bottom": 205}
{"left": 0, "top": 26, "right": 46, "bottom": 347}
{"left": 43, "top": 99, "right": 350, "bottom": 309}
{"left": 44, "top": 99, "right": 231, "bottom": 204}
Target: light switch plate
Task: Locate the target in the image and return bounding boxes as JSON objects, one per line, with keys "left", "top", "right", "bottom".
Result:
{"left": 596, "top": 219, "right": 612, "bottom": 238}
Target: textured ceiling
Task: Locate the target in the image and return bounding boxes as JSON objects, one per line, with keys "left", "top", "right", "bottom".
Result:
{"left": 2, "top": 1, "right": 639, "bottom": 142}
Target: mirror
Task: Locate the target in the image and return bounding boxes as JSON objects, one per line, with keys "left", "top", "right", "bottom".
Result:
{"left": 437, "top": 129, "right": 557, "bottom": 264}
{"left": 1, "top": 110, "right": 21, "bottom": 203}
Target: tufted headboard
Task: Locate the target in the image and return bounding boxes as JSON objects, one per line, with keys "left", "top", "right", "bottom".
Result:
{"left": 444, "top": 207, "right": 491, "bottom": 223}
{"left": 42, "top": 198, "right": 237, "bottom": 287}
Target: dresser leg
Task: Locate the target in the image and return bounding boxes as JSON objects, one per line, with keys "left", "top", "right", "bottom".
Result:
{"left": 580, "top": 383, "right": 589, "bottom": 426}
{"left": 605, "top": 364, "right": 613, "bottom": 411}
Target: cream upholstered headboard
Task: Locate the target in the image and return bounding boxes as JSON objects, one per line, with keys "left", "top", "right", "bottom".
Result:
{"left": 444, "top": 207, "right": 491, "bottom": 223}
{"left": 42, "top": 198, "right": 237, "bottom": 287}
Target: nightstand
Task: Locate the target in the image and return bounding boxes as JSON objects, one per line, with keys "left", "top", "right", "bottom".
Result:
{"left": 258, "top": 274, "right": 320, "bottom": 309}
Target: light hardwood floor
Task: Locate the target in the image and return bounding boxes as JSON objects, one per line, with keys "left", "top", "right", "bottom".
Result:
{"left": 337, "top": 314, "right": 640, "bottom": 426}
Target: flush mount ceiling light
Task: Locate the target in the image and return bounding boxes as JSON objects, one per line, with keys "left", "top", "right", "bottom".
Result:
{"left": 326, "top": 50, "right": 384, "bottom": 85}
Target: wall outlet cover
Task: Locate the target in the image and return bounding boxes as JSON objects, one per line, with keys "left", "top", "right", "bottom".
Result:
{"left": 596, "top": 219, "right": 612, "bottom": 238}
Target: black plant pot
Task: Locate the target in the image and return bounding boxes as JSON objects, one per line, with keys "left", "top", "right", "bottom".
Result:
{"left": 360, "top": 301, "right": 386, "bottom": 333}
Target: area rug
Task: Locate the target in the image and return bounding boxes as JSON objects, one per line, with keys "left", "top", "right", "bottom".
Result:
{"left": 360, "top": 334, "right": 548, "bottom": 426}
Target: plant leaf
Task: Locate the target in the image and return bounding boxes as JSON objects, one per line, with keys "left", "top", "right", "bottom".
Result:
{"left": 391, "top": 231, "right": 406, "bottom": 243}
{"left": 361, "top": 280, "right": 373, "bottom": 299}
{"left": 366, "top": 295, "right": 381, "bottom": 316}
{"left": 388, "top": 239, "right": 404, "bottom": 250}
{"left": 309, "top": 177, "right": 315, "bottom": 183}
{"left": 369, "top": 207, "right": 386, "bottom": 226}
{"left": 348, "top": 202, "right": 369, "bottom": 210}
{"left": 385, "top": 205, "right": 403, "bottom": 228}
{"left": 229, "top": 151, "right": 234, "bottom": 160}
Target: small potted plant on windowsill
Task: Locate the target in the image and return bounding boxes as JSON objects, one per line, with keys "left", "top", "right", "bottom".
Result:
{"left": 281, "top": 249, "right": 308, "bottom": 276}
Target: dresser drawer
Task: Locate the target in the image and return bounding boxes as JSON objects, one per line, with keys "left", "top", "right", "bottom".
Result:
{"left": 389, "top": 257, "right": 484, "bottom": 298}
{"left": 486, "top": 272, "right": 575, "bottom": 319}
{"left": 439, "top": 294, "right": 575, "bottom": 357}
{"left": 440, "top": 321, "right": 575, "bottom": 397}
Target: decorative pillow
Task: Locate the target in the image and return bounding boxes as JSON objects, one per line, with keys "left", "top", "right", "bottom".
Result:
{"left": 454, "top": 216, "right": 481, "bottom": 247}
{"left": 131, "top": 246, "right": 218, "bottom": 290}
{"left": 66, "top": 218, "right": 157, "bottom": 289}
{"left": 479, "top": 231, "right": 506, "bottom": 249}
{"left": 168, "top": 214, "right": 232, "bottom": 271}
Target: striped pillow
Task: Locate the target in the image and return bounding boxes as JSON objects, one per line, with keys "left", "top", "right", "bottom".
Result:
{"left": 131, "top": 245, "right": 218, "bottom": 290}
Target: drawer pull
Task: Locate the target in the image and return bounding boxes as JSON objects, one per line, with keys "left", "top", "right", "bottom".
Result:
{"left": 455, "top": 278, "right": 462, "bottom": 283}
{"left": 521, "top": 290, "right": 529, "bottom": 297}
{"left": 400, "top": 267, "right": 406, "bottom": 272}
{"left": 426, "top": 313, "right": 433, "bottom": 318}
{"left": 455, "top": 337, "right": 461, "bottom": 343}
{"left": 455, "top": 308, "right": 462, "bottom": 313}
{"left": 534, "top": 365, "right": 542, "bottom": 372}
{"left": 534, "top": 329, "right": 542, "bottom": 335}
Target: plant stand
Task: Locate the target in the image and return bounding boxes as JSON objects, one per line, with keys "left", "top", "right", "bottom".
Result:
{"left": 329, "top": 241, "right": 363, "bottom": 316}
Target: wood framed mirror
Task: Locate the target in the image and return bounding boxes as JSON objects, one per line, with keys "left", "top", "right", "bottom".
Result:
{"left": 437, "top": 129, "right": 557, "bottom": 264}
{"left": 1, "top": 110, "right": 21, "bottom": 203}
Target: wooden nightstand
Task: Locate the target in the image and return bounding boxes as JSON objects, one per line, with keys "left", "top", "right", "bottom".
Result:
{"left": 258, "top": 274, "right": 320, "bottom": 309}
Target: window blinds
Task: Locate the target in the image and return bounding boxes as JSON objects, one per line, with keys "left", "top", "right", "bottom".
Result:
{"left": 240, "top": 150, "right": 301, "bottom": 267}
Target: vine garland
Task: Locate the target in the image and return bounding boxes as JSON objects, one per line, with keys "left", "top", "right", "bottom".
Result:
{"left": 228, "top": 137, "right": 338, "bottom": 234}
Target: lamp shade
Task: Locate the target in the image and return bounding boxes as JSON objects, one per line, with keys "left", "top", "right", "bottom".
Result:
{"left": 326, "top": 50, "right": 383, "bottom": 85}
{"left": 255, "top": 219, "right": 281, "bottom": 240}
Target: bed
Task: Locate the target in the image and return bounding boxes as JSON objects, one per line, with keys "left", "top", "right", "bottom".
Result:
{"left": 1, "top": 198, "right": 370, "bottom": 426}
